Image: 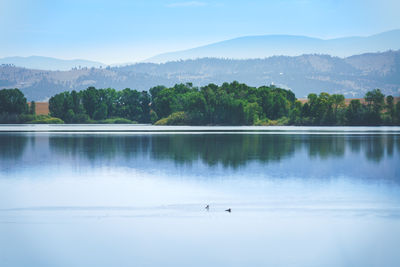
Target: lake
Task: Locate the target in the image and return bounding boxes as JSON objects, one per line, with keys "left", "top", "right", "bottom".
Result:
{"left": 1, "top": 125, "right": 400, "bottom": 267}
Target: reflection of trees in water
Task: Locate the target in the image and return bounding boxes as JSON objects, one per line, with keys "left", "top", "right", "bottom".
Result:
{"left": 306, "top": 135, "right": 346, "bottom": 159}
{"left": 0, "top": 134, "right": 28, "bottom": 160}
{"left": 305, "top": 134, "right": 400, "bottom": 163}
{"left": 349, "top": 136, "right": 362, "bottom": 154}
{"left": 1, "top": 133, "right": 397, "bottom": 170}
{"left": 49, "top": 135, "right": 151, "bottom": 161}
{"left": 46, "top": 134, "right": 400, "bottom": 168}
{"left": 386, "top": 135, "right": 394, "bottom": 156}
{"left": 334, "top": 134, "right": 400, "bottom": 163}
{"left": 363, "top": 135, "right": 398, "bottom": 163}
{"left": 48, "top": 134, "right": 298, "bottom": 168}
{"left": 150, "top": 135, "right": 298, "bottom": 168}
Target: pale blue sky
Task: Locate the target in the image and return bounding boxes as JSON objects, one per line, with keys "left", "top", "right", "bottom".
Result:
{"left": 1, "top": 0, "right": 399, "bottom": 64}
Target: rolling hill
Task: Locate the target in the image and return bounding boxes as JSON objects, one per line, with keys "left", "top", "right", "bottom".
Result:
{"left": 1, "top": 50, "right": 399, "bottom": 101}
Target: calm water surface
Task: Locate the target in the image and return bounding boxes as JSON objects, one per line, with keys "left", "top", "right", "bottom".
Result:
{"left": 0, "top": 125, "right": 400, "bottom": 267}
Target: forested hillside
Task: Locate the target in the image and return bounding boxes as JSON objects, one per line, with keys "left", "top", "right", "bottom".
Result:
{"left": 1, "top": 50, "right": 399, "bottom": 101}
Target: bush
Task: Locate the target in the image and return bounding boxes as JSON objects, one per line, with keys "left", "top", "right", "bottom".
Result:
{"left": 254, "top": 118, "right": 270, "bottom": 126}
{"left": 23, "top": 114, "right": 64, "bottom": 124}
{"left": 277, "top": 116, "right": 289, "bottom": 125}
{"left": 254, "top": 117, "right": 290, "bottom": 126}
{"left": 19, "top": 114, "right": 36, "bottom": 123}
{"left": 154, "top": 111, "right": 188, "bottom": 125}
{"left": 266, "top": 120, "right": 278, "bottom": 126}
{"left": 154, "top": 117, "right": 168, "bottom": 125}
{"left": 150, "top": 110, "right": 158, "bottom": 124}
{"left": 1, "top": 113, "right": 65, "bottom": 124}
{"left": 29, "top": 117, "right": 64, "bottom": 124}
{"left": 98, "top": 117, "right": 135, "bottom": 124}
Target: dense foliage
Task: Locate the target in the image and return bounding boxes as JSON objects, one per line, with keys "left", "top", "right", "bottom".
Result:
{"left": 149, "top": 83, "right": 400, "bottom": 126}
{"left": 48, "top": 87, "right": 150, "bottom": 123}
{"left": 2, "top": 83, "right": 400, "bottom": 125}
{"left": 291, "top": 89, "right": 400, "bottom": 126}
{"left": 150, "top": 82, "right": 295, "bottom": 125}
{"left": 0, "top": 88, "right": 27, "bottom": 114}
{"left": 0, "top": 88, "right": 61, "bottom": 123}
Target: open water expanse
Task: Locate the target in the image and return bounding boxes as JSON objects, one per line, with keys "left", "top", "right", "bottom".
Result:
{"left": 1, "top": 125, "right": 400, "bottom": 267}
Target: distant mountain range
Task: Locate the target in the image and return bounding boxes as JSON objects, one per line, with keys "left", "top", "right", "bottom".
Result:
{"left": 0, "top": 56, "right": 105, "bottom": 71}
{"left": 1, "top": 50, "right": 399, "bottom": 101}
{"left": 1, "top": 30, "right": 399, "bottom": 71}
{"left": 147, "top": 30, "right": 400, "bottom": 63}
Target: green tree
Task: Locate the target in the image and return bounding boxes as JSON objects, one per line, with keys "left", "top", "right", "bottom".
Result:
{"left": 65, "top": 109, "right": 75, "bottom": 123}
{"left": 330, "top": 94, "right": 345, "bottom": 124}
{"left": 244, "top": 102, "right": 261, "bottom": 125}
{"left": 152, "top": 88, "right": 178, "bottom": 119}
{"left": 365, "top": 89, "right": 385, "bottom": 111}
{"left": 364, "top": 89, "right": 385, "bottom": 125}
{"left": 82, "top": 87, "right": 100, "bottom": 119}
{"left": 200, "top": 84, "right": 218, "bottom": 124}
{"left": 346, "top": 100, "right": 365, "bottom": 125}
{"left": 70, "top": 90, "right": 82, "bottom": 114}
{"left": 117, "top": 88, "right": 141, "bottom": 121}
{"left": 289, "top": 100, "right": 303, "bottom": 125}
{"left": 317, "top": 92, "right": 334, "bottom": 125}
{"left": 93, "top": 103, "right": 108, "bottom": 120}
{"left": 150, "top": 110, "right": 158, "bottom": 124}
{"left": 385, "top": 95, "right": 395, "bottom": 124}
{"left": 395, "top": 102, "right": 400, "bottom": 125}
{"left": 49, "top": 92, "right": 68, "bottom": 119}
{"left": 139, "top": 91, "right": 151, "bottom": 123}
{"left": 30, "top": 101, "right": 36, "bottom": 115}
{"left": 0, "top": 88, "right": 27, "bottom": 115}
{"left": 182, "top": 91, "right": 207, "bottom": 124}
{"left": 99, "top": 88, "right": 118, "bottom": 117}
{"left": 149, "top": 85, "right": 166, "bottom": 101}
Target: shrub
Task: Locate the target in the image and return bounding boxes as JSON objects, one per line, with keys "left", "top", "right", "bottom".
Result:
{"left": 254, "top": 118, "right": 270, "bottom": 126}
{"left": 150, "top": 110, "right": 158, "bottom": 124}
{"left": 99, "top": 117, "right": 135, "bottom": 124}
{"left": 19, "top": 114, "right": 36, "bottom": 123}
{"left": 29, "top": 116, "right": 64, "bottom": 124}
{"left": 154, "top": 111, "right": 188, "bottom": 125}
{"left": 277, "top": 116, "right": 289, "bottom": 125}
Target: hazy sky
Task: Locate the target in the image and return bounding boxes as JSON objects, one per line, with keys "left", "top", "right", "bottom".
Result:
{"left": 1, "top": 0, "right": 399, "bottom": 64}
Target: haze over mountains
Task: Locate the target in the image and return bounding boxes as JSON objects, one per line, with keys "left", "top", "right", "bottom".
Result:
{"left": 147, "top": 30, "right": 400, "bottom": 63}
{"left": 1, "top": 50, "right": 400, "bottom": 101}
{"left": 1, "top": 30, "right": 400, "bottom": 70}
{"left": 1, "top": 30, "right": 400, "bottom": 100}
{"left": 0, "top": 56, "right": 105, "bottom": 71}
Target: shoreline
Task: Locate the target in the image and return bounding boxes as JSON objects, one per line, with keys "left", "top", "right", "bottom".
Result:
{"left": 1, "top": 124, "right": 400, "bottom": 133}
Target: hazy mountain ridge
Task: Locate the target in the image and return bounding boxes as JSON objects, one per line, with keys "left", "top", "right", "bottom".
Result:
{"left": 0, "top": 56, "right": 105, "bottom": 71}
{"left": 1, "top": 50, "right": 400, "bottom": 101}
{"left": 147, "top": 30, "right": 400, "bottom": 63}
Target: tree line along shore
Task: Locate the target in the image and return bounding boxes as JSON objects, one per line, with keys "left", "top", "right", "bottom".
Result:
{"left": 1, "top": 81, "right": 399, "bottom": 125}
